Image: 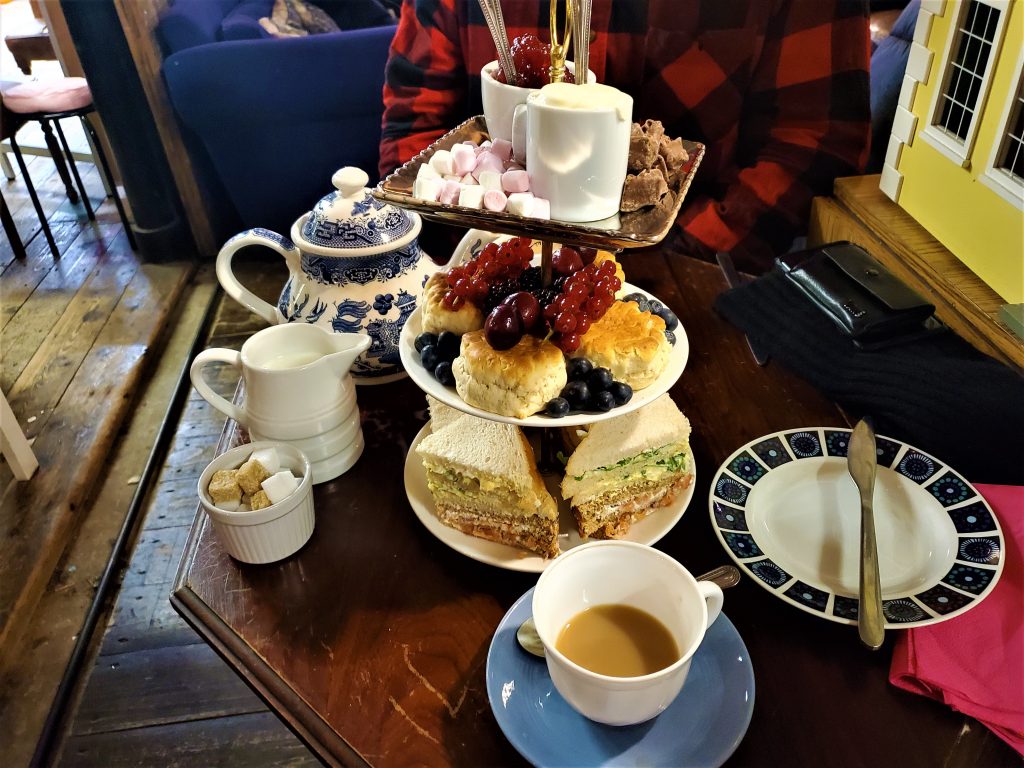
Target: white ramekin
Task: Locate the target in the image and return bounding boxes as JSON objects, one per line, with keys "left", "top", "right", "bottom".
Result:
{"left": 197, "top": 441, "right": 314, "bottom": 564}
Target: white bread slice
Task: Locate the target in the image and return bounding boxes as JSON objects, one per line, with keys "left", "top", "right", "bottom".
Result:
{"left": 426, "top": 395, "right": 464, "bottom": 433}
{"left": 563, "top": 394, "right": 691, "bottom": 489}
{"left": 416, "top": 416, "right": 548, "bottom": 507}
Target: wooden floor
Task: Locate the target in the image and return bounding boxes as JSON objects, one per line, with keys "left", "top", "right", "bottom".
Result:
{"left": 51, "top": 246, "right": 322, "bottom": 765}
{"left": 0, "top": 148, "right": 319, "bottom": 763}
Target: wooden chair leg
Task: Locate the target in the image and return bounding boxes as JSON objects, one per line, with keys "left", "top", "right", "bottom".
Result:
{"left": 8, "top": 134, "right": 60, "bottom": 258}
{"left": 38, "top": 118, "right": 79, "bottom": 205}
{"left": 0, "top": 392, "right": 38, "bottom": 481}
{"left": 81, "top": 114, "right": 136, "bottom": 250}
{"left": 53, "top": 117, "right": 95, "bottom": 220}
{"left": 1, "top": 190, "right": 28, "bottom": 259}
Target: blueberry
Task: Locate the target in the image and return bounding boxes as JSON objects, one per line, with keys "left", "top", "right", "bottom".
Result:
{"left": 415, "top": 332, "right": 438, "bottom": 353}
{"left": 664, "top": 330, "right": 676, "bottom": 346}
{"left": 563, "top": 380, "right": 591, "bottom": 409}
{"left": 647, "top": 299, "right": 664, "bottom": 314}
{"left": 433, "top": 360, "right": 455, "bottom": 386}
{"left": 419, "top": 344, "right": 439, "bottom": 372}
{"left": 609, "top": 381, "right": 633, "bottom": 406}
{"left": 623, "top": 292, "right": 651, "bottom": 312}
{"left": 436, "top": 331, "right": 461, "bottom": 362}
{"left": 567, "top": 357, "right": 594, "bottom": 381}
{"left": 591, "top": 390, "right": 615, "bottom": 412}
{"left": 545, "top": 397, "right": 570, "bottom": 417}
{"left": 657, "top": 307, "right": 679, "bottom": 331}
{"left": 587, "top": 367, "right": 613, "bottom": 392}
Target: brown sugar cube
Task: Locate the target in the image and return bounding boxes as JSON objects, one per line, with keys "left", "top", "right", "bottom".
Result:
{"left": 250, "top": 489, "right": 273, "bottom": 511}
{"left": 235, "top": 458, "right": 271, "bottom": 495}
{"left": 208, "top": 469, "right": 242, "bottom": 506}
{"left": 628, "top": 123, "right": 659, "bottom": 172}
{"left": 658, "top": 136, "right": 689, "bottom": 172}
{"left": 620, "top": 168, "right": 669, "bottom": 212}
{"left": 641, "top": 118, "right": 665, "bottom": 142}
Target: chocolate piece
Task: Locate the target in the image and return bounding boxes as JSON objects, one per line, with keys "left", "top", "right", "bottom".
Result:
{"left": 641, "top": 119, "right": 665, "bottom": 142}
{"left": 658, "top": 136, "right": 689, "bottom": 173}
{"left": 628, "top": 123, "right": 659, "bottom": 172}
{"left": 620, "top": 168, "right": 669, "bottom": 212}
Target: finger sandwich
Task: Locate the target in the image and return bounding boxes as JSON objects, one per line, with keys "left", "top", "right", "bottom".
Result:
{"left": 417, "top": 399, "right": 559, "bottom": 558}
{"left": 562, "top": 394, "right": 693, "bottom": 538}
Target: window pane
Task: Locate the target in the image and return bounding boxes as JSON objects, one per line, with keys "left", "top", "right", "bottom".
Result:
{"left": 935, "top": 1, "right": 1002, "bottom": 143}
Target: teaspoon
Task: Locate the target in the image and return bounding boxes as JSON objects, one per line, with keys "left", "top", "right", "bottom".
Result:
{"left": 516, "top": 564, "right": 741, "bottom": 658}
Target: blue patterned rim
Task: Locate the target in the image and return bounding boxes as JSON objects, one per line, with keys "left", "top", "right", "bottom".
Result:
{"left": 707, "top": 428, "right": 1005, "bottom": 629}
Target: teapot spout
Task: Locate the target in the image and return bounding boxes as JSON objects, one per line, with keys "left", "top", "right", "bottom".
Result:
{"left": 325, "top": 333, "right": 372, "bottom": 375}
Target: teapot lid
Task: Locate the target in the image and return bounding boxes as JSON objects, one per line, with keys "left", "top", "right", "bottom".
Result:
{"left": 299, "top": 167, "right": 418, "bottom": 252}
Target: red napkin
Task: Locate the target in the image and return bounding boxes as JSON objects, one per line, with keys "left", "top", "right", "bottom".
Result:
{"left": 889, "top": 483, "right": 1024, "bottom": 755}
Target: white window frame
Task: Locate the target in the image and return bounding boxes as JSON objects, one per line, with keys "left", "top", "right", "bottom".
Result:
{"left": 979, "top": 49, "right": 1024, "bottom": 209}
{"left": 921, "top": 0, "right": 1011, "bottom": 167}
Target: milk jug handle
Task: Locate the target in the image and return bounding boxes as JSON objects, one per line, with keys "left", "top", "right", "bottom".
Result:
{"left": 217, "top": 229, "right": 299, "bottom": 325}
{"left": 190, "top": 349, "right": 247, "bottom": 426}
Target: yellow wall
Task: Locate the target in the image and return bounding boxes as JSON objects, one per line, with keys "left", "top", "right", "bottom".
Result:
{"left": 896, "top": 1, "right": 1024, "bottom": 304}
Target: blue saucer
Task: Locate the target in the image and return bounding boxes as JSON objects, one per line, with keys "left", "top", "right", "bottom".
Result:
{"left": 486, "top": 588, "right": 755, "bottom": 768}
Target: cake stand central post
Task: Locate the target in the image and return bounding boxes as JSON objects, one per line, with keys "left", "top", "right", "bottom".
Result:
{"left": 541, "top": 239, "right": 554, "bottom": 286}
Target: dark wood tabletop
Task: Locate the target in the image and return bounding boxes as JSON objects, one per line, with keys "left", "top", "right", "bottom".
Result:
{"left": 172, "top": 251, "right": 1017, "bottom": 767}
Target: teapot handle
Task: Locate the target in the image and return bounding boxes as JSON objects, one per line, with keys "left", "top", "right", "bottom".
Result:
{"left": 216, "top": 229, "right": 300, "bottom": 325}
{"left": 190, "top": 348, "right": 247, "bottom": 427}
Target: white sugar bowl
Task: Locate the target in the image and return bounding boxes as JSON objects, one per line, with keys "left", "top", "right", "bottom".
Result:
{"left": 198, "top": 442, "right": 314, "bottom": 564}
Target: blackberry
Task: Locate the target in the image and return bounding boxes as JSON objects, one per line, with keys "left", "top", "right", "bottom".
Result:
{"left": 483, "top": 279, "right": 520, "bottom": 313}
{"left": 531, "top": 287, "right": 559, "bottom": 310}
{"left": 518, "top": 266, "right": 543, "bottom": 291}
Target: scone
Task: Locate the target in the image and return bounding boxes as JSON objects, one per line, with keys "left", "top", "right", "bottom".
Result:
{"left": 420, "top": 272, "right": 484, "bottom": 335}
{"left": 453, "top": 331, "right": 567, "bottom": 419}
{"left": 572, "top": 300, "right": 670, "bottom": 390}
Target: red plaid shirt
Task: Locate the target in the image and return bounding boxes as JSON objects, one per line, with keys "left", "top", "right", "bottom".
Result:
{"left": 380, "top": 0, "right": 871, "bottom": 271}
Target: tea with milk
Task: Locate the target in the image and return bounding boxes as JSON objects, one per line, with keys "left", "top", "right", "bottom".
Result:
{"left": 555, "top": 604, "right": 680, "bottom": 677}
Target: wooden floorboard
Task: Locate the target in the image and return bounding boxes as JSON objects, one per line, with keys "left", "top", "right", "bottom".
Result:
{"left": 59, "top": 711, "right": 323, "bottom": 768}
{"left": 0, "top": 211, "right": 194, "bottom": 672}
{"left": 52, "top": 252, "right": 316, "bottom": 763}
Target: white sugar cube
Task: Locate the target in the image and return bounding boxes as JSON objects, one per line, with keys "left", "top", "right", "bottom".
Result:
{"left": 217, "top": 497, "right": 241, "bottom": 512}
{"left": 237, "top": 503, "right": 250, "bottom": 512}
{"left": 249, "top": 447, "right": 280, "bottom": 475}
{"left": 478, "top": 170, "right": 502, "bottom": 192}
{"left": 429, "top": 149, "right": 454, "bottom": 176}
{"left": 506, "top": 192, "right": 535, "bottom": 217}
{"left": 458, "top": 185, "right": 485, "bottom": 209}
{"left": 261, "top": 470, "right": 299, "bottom": 505}
{"left": 413, "top": 176, "right": 443, "bottom": 202}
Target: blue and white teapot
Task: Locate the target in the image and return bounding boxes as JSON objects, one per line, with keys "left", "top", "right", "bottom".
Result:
{"left": 217, "top": 167, "right": 454, "bottom": 383}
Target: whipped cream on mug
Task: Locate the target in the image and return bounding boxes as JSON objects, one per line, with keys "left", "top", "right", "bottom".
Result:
{"left": 531, "top": 82, "right": 632, "bottom": 122}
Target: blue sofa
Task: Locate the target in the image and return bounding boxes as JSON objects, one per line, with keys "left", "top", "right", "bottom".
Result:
{"left": 869, "top": 0, "right": 918, "bottom": 172}
{"left": 157, "top": 0, "right": 397, "bottom": 244}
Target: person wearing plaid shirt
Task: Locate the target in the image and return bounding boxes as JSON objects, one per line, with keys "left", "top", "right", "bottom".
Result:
{"left": 379, "top": 0, "right": 871, "bottom": 272}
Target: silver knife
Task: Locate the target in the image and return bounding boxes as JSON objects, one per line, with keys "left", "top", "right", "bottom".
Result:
{"left": 848, "top": 419, "right": 885, "bottom": 650}
{"left": 715, "top": 252, "right": 769, "bottom": 365}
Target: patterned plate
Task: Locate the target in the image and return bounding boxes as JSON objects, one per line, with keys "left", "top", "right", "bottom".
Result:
{"left": 708, "top": 428, "right": 1004, "bottom": 629}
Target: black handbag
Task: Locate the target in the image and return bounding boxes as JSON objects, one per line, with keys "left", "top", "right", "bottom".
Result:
{"left": 775, "top": 241, "right": 939, "bottom": 348}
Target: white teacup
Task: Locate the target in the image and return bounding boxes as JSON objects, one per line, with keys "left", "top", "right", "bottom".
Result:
{"left": 513, "top": 82, "right": 633, "bottom": 222}
{"left": 480, "top": 60, "right": 591, "bottom": 144}
{"left": 532, "top": 540, "right": 724, "bottom": 726}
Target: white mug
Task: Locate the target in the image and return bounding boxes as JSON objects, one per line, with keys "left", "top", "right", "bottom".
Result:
{"left": 190, "top": 324, "right": 369, "bottom": 441}
{"left": 532, "top": 540, "right": 724, "bottom": 726}
{"left": 512, "top": 82, "right": 633, "bottom": 223}
{"left": 480, "top": 60, "right": 592, "bottom": 144}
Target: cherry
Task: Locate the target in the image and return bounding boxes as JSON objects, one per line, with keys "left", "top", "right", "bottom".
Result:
{"left": 502, "top": 291, "right": 542, "bottom": 334}
{"left": 485, "top": 305, "right": 523, "bottom": 350}
{"left": 552, "top": 246, "right": 584, "bottom": 276}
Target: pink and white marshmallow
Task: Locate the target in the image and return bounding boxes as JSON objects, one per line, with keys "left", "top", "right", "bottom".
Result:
{"left": 483, "top": 189, "right": 508, "bottom": 212}
{"left": 501, "top": 169, "right": 530, "bottom": 194}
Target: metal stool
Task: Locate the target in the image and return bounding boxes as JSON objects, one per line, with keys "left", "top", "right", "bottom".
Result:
{"left": 1, "top": 80, "right": 136, "bottom": 258}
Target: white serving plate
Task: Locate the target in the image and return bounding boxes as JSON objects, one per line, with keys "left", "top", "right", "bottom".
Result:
{"left": 708, "top": 428, "right": 1004, "bottom": 628}
{"left": 405, "top": 422, "right": 695, "bottom": 572}
{"left": 398, "top": 274, "right": 688, "bottom": 427}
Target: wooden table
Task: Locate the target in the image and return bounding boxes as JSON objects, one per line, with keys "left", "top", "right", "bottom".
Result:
{"left": 172, "top": 253, "right": 1017, "bottom": 767}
